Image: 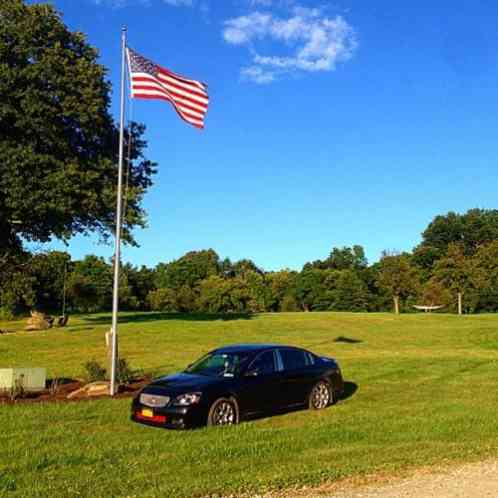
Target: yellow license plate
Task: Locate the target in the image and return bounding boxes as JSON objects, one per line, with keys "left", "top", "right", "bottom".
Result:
{"left": 142, "top": 408, "right": 154, "bottom": 418}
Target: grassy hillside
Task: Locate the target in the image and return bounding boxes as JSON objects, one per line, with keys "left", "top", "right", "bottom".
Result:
{"left": 1, "top": 312, "right": 498, "bottom": 497}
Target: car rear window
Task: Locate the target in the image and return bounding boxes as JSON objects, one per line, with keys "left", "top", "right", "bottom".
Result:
{"left": 279, "top": 349, "right": 308, "bottom": 371}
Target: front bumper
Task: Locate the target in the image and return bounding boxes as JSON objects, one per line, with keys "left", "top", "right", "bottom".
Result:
{"left": 131, "top": 401, "right": 207, "bottom": 430}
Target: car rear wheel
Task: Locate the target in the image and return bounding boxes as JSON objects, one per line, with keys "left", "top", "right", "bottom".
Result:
{"left": 309, "top": 380, "right": 332, "bottom": 410}
{"left": 207, "top": 397, "right": 239, "bottom": 426}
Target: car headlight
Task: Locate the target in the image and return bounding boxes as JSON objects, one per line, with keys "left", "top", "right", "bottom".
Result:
{"left": 173, "top": 392, "right": 202, "bottom": 406}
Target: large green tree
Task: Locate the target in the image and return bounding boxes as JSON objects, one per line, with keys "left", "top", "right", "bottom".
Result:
{"left": 295, "top": 269, "right": 326, "bottom": 311}
{"left": 471, "top": 241, "right": 498, "bottom": 312}
{"left": 0, "top": 0, "right": 155, "bottom": 253}
{"left": 266, "top": 270, "right": 297, "bottom": 311}
{"left": 0, "top": 250, "right": 35, "bottom": 318}
{"left": 30, "top": 250, "right": 71, "bottom": 312}
{"left": 147, "top": 287, "right": 177, "bottom": 312}
{"left": 66, "top": 255, "right": 112, "bottom": 312}
{"left": 416, "top": 209, "right": 498, "bottom": 264}
{"left": 376, "top": 253, "right": 419, "bottom": 314}
{"left": 433, "top": 243, "right": 477, "bottom": 315}
{"left": 328, "top": 270, "right": 370, "bottom": 312}
{"left": 122, "top": 263, "right": 156, "bottom": 310}
{"left": 197, "top": 276, "right": 239, "bottom": 313}
{"left": 155, "top": 250, "right": 221, "bottom": 290}
{"left": 303, "top": 245, "right": 367, "bottom": 271}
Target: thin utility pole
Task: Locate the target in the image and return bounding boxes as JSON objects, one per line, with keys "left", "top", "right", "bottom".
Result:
{"left": 110, "top": 27, "right": 127, "bottom": 396}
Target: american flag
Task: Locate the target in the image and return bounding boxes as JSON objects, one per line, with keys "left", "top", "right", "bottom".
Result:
{"left": 126, "top": 47, "right": 209, "bottom": 129}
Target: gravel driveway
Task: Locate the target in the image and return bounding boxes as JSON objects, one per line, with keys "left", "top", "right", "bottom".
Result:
{"left": 329, "top": 460, "right": 498, "bottom": 498}
{"left": 258, "top": 459, "right": 498, "bottom": 498}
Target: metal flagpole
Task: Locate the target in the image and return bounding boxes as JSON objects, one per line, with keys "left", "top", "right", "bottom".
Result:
{"left": 110, "top": 26, "right": 127, "bottom": 396}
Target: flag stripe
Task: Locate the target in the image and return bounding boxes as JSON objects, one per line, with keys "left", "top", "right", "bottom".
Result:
{"left": 156, "top": 71, "right": 208, "bottom": 98}
{"left": 132, "top": 85, "right": 205, "bottom": 125}
{"left": 157, "top": 67, "right": 208, "bottom": 92}
{"left": 131, "top": 81, "right": 208, "bottom": 113}
{"left": 160, "top": 86, "right": 208, "bottom": 109}
{"left": 132, "top": 72, "right": 208, "bottom": 98}
{"left": 132, "top": 86, "right": 207, "bottom": 114}
{"left": 127, "top": 47, "right": 208, "bottom": 129}
{"left": 156, "top": 75, "right": 209, "bottom": 103}
{"left": 131, "top": 73, "right": 209, "bottom": 106}
{"left": 132, "top": 89, "right": 205, "bottom": 119}
{"left": 136, "top": 94, "right": 204, "bottom": 128}
{"left": 132, "top": 92, "right": 205, "bottom": 128}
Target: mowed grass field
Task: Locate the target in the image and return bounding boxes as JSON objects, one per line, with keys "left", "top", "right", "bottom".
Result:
{"left": 1, "top": 312, "right": 498, "bottom": 497}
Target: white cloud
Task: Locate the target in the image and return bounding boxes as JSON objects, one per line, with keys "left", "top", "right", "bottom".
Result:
{"left": 249, "top": 0, "right": 274, "bottom": 5}
{"left": 223, "top": 12, "right": 273, "bottom": 44}
{"left": 223, "top": 6, "right": 357, "bottom": 83}
{"left": 162, "top": 0, "right": 193, "bottom": 5}
{"left": 241, "top": 65, "right": 276, "bottom": 84}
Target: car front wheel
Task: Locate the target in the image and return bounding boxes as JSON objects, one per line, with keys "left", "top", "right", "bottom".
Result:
{"left": 207, "top": 397, "right": 239, "bottom": 426}
{"left": 308, "top": 380, "right": 332, "bottom": 410}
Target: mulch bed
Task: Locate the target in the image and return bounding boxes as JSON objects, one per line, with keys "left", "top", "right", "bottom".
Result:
{"left": 0, "top": 377, "right": 150, "bottom": 405}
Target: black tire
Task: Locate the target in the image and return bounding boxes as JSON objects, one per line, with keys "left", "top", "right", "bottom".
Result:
{"left": 308, "top": 380, "right": 332, "bottom": 410}
{"left": 207, "top": 397, "right": 239, "bottom": 426}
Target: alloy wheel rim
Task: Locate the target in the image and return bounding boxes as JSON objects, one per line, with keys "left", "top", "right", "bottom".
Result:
{"left": 213, "top": 401, "right": 235, "bottom": 425}
{"left": 312, "top": 383, "right": 330, "bottom": 409}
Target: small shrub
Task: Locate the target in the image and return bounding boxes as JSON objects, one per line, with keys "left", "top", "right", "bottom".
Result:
{"left": 83, "top": 360, "right": 107, "bottom": 383}
{"left": 0, "top": 307, "right": 14, "bottom": 321}
{"left": 0, "top": 474, "right": 16, "bottom": 492}
{"left": 48, "top": 378, "right": 60, "bottom": 396}
{"left": 117, "top": 358, "right": 135, "bottom": 385}
{"left": 9, "top": 375, "right": 25, "bottom": 401}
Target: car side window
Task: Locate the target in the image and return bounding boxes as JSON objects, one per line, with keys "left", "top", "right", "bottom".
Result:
{"left": 249, "top": 351, "right": 276, "bottom": 375}
{"left": 279, "top": 349, "right": 308, "bottom": 371}
{"left": 305, "top": 352, "right": 315, "bottom": 366}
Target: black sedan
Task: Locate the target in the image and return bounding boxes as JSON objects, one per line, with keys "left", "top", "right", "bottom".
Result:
{"left": 131, "top": 344, "right": 344, "bottom": 429}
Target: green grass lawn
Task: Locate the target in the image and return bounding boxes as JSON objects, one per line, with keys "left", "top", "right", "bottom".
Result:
{"left": 1, "top": 312, "right": 498, "bottom": 497}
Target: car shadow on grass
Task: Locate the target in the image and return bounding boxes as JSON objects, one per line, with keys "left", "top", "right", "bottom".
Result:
{"left": 339, "top": 381, "right": 358, "bottom": 401}
{"left": 334, "top": 336, "right": 363, "bottom": 344}
{"left": 82, "top": 312, "right": 254, "bottom": 326}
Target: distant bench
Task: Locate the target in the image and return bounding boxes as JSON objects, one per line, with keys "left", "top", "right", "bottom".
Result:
{"left": 412, "top": 305, "right": 445, "bottom": 313}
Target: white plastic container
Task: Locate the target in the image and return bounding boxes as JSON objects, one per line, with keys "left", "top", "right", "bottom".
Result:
{"left": 0, "top": 368, "right": 46, "bottom": 392}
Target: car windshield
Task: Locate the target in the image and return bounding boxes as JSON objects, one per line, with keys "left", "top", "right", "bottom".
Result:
{"left": 185, "top": 352, "right": 249, "bottom": 378}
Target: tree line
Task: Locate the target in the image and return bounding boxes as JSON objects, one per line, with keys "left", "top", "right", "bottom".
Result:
{"left": 2, "top": 5, "right": 496, "bottom": 318}
{"left": 2, "top": 208, "right": 498, "bottom": 319}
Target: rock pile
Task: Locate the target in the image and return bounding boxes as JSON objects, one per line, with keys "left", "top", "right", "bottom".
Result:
{"left": 25, "top": 311, "right": 54, "bottom": 331}
{"left": 67, "top": 381, "right": 110, "bottom": 399}
{"left": 25, "top": 312, "right": 69, "bottom": 331}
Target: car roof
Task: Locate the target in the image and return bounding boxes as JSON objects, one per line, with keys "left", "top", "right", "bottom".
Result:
{"left": 212, "top": 344, "right": 290, "bottom": 354}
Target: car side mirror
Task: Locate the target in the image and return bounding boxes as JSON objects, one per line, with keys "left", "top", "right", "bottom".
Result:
{"left": 245, "top": 369, "right": 259, "bottom": 377}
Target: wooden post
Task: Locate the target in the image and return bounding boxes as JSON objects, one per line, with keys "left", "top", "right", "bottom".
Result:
{"left": 457, "top": 291, "right": 462, "bottom": 315}
{"left": 393, "top": 295, "right": 400, "bottom": 315}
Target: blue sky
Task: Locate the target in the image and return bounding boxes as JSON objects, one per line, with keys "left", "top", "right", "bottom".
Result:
{"left": 35, "top": 0, "right": 498, "bottom": 271}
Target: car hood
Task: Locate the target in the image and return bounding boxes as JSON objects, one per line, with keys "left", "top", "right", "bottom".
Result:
{"left": 143, "top": 372, "right": 222, "bottom": 395}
